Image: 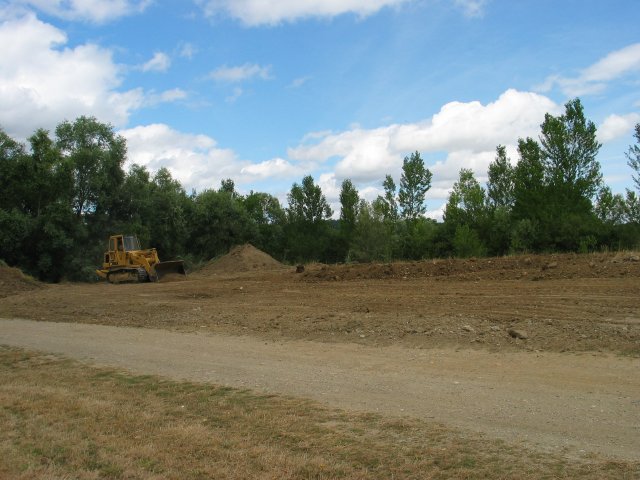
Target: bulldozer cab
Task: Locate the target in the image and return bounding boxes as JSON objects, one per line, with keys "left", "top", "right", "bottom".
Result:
{"left": 106, "top": 235, "right": 140, "bottom": 265}
{"left": 122, "top": 235, "right": 141, "bottom": 251}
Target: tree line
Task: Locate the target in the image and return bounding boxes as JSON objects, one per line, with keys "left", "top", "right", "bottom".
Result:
{"left": 1, "top": 99, "right": 639, "bottom": 282}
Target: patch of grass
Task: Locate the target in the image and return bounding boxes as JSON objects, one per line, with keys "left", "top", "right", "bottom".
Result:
{"left": 0, "top": 346, "right": 638, "bottom": 479}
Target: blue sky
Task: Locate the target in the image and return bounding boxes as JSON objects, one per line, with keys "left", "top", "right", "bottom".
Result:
{"left": 1, "top": 0, "right": 639, "bottom": 218}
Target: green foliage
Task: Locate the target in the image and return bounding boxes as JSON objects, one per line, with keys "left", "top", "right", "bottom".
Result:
{"left": 444, "top": 169, "right": 487, "bottom": 229}
{"left": 287, "top": 175, "right": 332, "bottom": 223}
{"left": 189, "top": 189, "right": 256, "bottom": 261}
{"left": 398, "top": 151, "right": 432, "bottom": 221}
{"left": 510, "top": 219, "right": 538, "bottom": 253}
{"left": 56, "top": 116, "right": 126, "bottom": 218}
{"left": 453, "top": 225, "right": 486, "bottom": 258}
{"left": 349, "top": 200, "right": 394, "bottom": 262}
{"left": 625, "top": 123, "right": 640, "bottom": 192}
{"left": 487, "top": 145, "right": 515, "bottom": 209}
{"left": 595, "top": 186, "right": 627, "bottom": 225}
{"left": 376, "top": 175, "right": 399, "bottom": 222}
{"left": 540, "top": 98, "right": 602, "bottom": 200}
{"left": 339, "top": 179, "right": 359, "bottom": 235}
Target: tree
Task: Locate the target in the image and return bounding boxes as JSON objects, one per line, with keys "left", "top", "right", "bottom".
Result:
{"left": 487, "top": 145, "right": 515, "bottom": 209}
{"left": 148, "top": 168, "right": 190, "bottom": 259}
{"left": 339, "top": 179, "right": 359, "bottom": 235}
{"left": 626, "top": 123, "right": 640, "bottom": 192}
{"left": 242, "top": 191, "right": 286, "bottom": 257}
{"left": 443, "top": 169, "right": 488, "bottom": 256}
{"left": 398, "top": 151, "right": 432, "bottom": 221}
{"left": 443, "top": 168, "right": 487, "bottom": 229}
{"left": 0, "top": 128, "right": 27, "bottom": 211}
{"left": 55, "top": 116, "right": 126, "bottom": 218}
{"left": 376, "top": 174, "right": 399, "bottom": 222}
{"left": 219, "top": 178, "right": 238, "bottom": 198}
{"left": 540, "top": 98, "right": 602, "bottom": 200}
{"left": 350, "top": 200, "right": 394, "bottom": 262}
{"left": 595, "top": 186, "right": 627, "bottom": 225}
{"left": 285, "top": 175, "right": 334, "bottom": 262}
{"left": 189, "top": 189, "right": 256, "bottom": 260}
{"left": 287, "top": 175, "right": 332, "bottom": 223}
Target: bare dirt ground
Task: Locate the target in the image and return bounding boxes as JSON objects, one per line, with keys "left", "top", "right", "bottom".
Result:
{"left": 1, "top": 248, "right": 639, "bottom": 461}
{"left": 1, "top": 249, "right": 638, "bottom": 355}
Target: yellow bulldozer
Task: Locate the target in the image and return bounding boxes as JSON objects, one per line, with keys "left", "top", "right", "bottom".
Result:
{"left": 96, "top": 234, "right": 186, "bottom": 283}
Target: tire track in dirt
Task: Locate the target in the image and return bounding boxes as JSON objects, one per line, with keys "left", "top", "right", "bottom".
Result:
{"left": 1, "top": 318, "right": 639, "bottom": 461}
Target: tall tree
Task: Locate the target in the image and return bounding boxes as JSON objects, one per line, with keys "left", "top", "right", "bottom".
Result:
{"left": 375, "top": 175, "right": 398, "bottom": 222}
{"left": 398, "top": 151, "right": 432, "bottom": 221}
{"left": 626, "top": 123, "right": 640, "bottom": 192}
{"left": 287, "top": 175, "right": 333, "bottom": 223}
{"left": 0, "top": 128, "right": 27, "bottom": 211}
{"left": 339, "top": 179, "right": 359, "bottom": 235}
{"left": 540, "top": 98, "right": 602, "bottom": 200}
{"left": 55, "top": 116, "right": 126, "bottom": 218}
{"left": 487, "top": 145, "right": 515, "bottom": 209}
{"left": 149, "top": 168, "right": 190, "bottom": 259}
{"left": 219, "top": 178, "right": 238, "bottom": 197}
{"left": 444, "top": 168, "right": 487, "bottom": 229}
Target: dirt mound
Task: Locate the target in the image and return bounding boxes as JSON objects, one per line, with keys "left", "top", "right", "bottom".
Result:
{"left": 197, "top": 244, "right": 286, "bottom": 276}
{"left": 0, "top": 265, "right": 42, "bottom": 298}
{"left": 302, "top": 252, "right": 640, "bottom": 282}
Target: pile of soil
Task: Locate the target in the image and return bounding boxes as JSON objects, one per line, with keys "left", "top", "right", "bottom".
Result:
{"left": 302, "top": 252, "right": 640, "bottom": 282}
{"left": 197, "top": 244, "right": 286, "bottom": 276}
{"left": 0, "top": 265, "right": 42, "bottom": 298}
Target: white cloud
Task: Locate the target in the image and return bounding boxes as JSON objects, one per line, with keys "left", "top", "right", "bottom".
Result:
{"left": 208, "top": 63, "right": 272, "bottom": 82}
{"left": 454, "top": 0, "right": 488, "bottom": 18}
{"left": 226, "top": 87, "right": 243, "bottom": 103}
{"left": 11, "top": 0, "right": 151, "bottom": 23}
{"left": 598, "top": 113, "right": 640, "bottom": 144}
{"left": 122, "top": 124, "right": 314, "bottom": 193}
{"left": 178, "top": 42, "right": 197, "bottom": 59}
{"left": 0, "top": 14, "right": 185, "bottom": 139}
{"left": 288, "top": 76, "right": 311, "bottom": 89}
{"left": 121, "top": 124, "right": 244, "bottom": 192}
{"left": 0, "top": 13, "right": 144, "bottom": 138}
{"left": 289, "top": 89, "right": 558, "bottom": 184}
{"left": 537, "top": 43, "right": 640, "bottom": 97}
{"left": 241, "top": 157, "right": 302, "bottom": 179}
{"left": 144, "top": 88, "right": 187, "bottom": 106}
{"left": 141, "top": 52, "right": 171, "bottom": 72}
{"left": 196, "top": 0, "right": 411, "bottom": 26}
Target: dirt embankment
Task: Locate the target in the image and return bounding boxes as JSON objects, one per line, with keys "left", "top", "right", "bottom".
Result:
{"left": 0, "top": 264, "right": 43, "bottom": 299}
{"left": 302, "top": 252, "right": 640, "bottom": 282}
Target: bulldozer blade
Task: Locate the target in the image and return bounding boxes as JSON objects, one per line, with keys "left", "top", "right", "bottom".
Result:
{"left": 154, "top": 260, "right": 187, "bottom": 281}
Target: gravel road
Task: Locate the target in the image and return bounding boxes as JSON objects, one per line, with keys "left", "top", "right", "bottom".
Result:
{"left": 1, "top": 318, "right": 638, "bottom": 461}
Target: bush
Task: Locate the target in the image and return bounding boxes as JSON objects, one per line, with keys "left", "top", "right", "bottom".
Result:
{"left": 453, "top": 225, "right": 486, "bottom": 258}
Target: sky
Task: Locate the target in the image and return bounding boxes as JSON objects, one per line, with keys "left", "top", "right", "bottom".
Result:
{"left": 0, "top": 0, "right": 639, "bottom": 219}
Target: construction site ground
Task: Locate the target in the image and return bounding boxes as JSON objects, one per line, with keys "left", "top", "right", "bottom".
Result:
{"left": 1, "top": 247, "right": 639, "bottom": 462}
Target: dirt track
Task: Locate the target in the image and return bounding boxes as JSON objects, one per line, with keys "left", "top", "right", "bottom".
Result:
{"left": 0, "top": 250, "right": 639, "bottom": 461}
{"left": 1, "top": 318, "right": 639, "bottom": 461}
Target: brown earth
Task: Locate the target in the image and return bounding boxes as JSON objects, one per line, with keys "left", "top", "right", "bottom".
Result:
{"left": 0, "top": 265, "right": 42, "bottom": 299}
{"left": 0, "top": 251, "right": 638, "bottom": 356}
{"left": 195, "top": 243, "right": 286, "bottom": 276}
